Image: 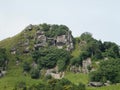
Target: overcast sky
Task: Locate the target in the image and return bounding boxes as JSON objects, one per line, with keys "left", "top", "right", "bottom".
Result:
{"left": 0, "top": 0, "right": 120, "bottom": 45}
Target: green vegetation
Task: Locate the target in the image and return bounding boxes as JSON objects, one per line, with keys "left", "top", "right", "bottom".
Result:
{"left": 79, "top": 32, "right": 120, "bottom": 60}
{"left": 65, "top": 72, "right": 89, "bottom": 84}
{"left": 32, "top": 47, "right": 71, "bottom": 71}
{"left": 90, "top": 58, "right": 120, "bottom": 83}
{"left": 0, "top": 48, "right": 8, "bottom": 68}
{"left": 0, "top": 24, "right": 120, "bottom": 90}
{"left": 39, "top": 23, "right": 69, "bottom": 37}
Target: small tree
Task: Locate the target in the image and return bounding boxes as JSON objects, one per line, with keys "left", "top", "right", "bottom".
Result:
{"left": 30, "top": 68, "right": 40, "bottom": 79}
{"left": 23, "top": 62, "right": 31, "bottom": 72}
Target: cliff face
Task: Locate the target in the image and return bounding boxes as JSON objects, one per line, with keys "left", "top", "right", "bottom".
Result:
{"left": 10, "top": 24, "right": 74, "bottom": 54}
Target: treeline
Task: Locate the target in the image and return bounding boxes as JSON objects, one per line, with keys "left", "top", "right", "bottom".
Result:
{"left": 70, "top": 32, "right": 120, "bottom": 66}
{"left": 79, "top": 32, "right": 119, "bottom": 61}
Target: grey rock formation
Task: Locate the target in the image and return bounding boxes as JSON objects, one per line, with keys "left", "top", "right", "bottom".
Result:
{"left": 45, "top": 67, "right": 64, "bottom": 79}
{"left": 70, "top": 65, "right": 81, "bottom": 73}
{"left": 47, "top": 38, "right": 56, "bottom": 46}
{"left": 23, "top": 47, "right": 29, "bottom": 53}
{"left": 34, "top": 30, "right": 47, "bottom": 49}
{"left": 36, "top": 30, "right": 44, "bottom": 36}
{"left": 26, "top": 24, "right": 33, "bottom": 31}
{"left": 10, "top": 48, "right": 17, "bottom": 54}
{"left": 82, "top": 58, "right": 91, "bottom": 73}
{"left": 88, "top": 82, "right": 104, "bottom": 87}
{"left": 56, "top": 31, "right": 74, "bottom": 51}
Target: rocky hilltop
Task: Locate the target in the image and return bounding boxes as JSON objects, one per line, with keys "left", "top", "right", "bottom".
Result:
{"left": 10, "top": 24, "right": 74, "bottom": 55}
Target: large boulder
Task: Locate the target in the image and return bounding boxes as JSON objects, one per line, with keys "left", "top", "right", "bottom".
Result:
{"left": 88, "top": 82, "right": 104, "bottom": 87}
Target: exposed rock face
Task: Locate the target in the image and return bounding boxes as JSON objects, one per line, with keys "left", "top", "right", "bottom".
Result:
{"left": 23, "top": 47, "right": 30, "bottom": 53}
{"left": 34, "top": 30, "right": 74, "bottom": 51}
{"left": 34, "top": 30, "right": 47, "bottom": 49}
{"left": 56, "top": 31, "right": 73, "bottom": 51}
{"left": 26, "top": 24, "right": 33, "bottom": 31}
{"left": 47, "top": 38, "right": 56, "bottom": 46}
{"left": 70, "top": 65, "right": 81, "bottom": 73}
{"left": 10, "top": 24, "right": 74, "bottom": 54}
{"left": 45, "top": 67, "right": 64, "bottom": 79}
{"left": 82, "top": 58, "right": 91, "bottom": 74}
{"left": 10, "top": 48, "right": 17, "bottom": 54}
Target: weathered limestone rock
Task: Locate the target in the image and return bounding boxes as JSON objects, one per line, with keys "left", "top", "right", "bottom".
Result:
{"left": 45, "top": 66, "right": 64, "bottom": 79}
{"left": 70, "top": 65, "right": 81, "bottom": 73}
{"left": 37, "top": 35, "right": 46, "bottom": 43}
{"left": 36, "top": 30, "right": 44, "bottom": 36}
{"left": 47, "top": 38, "right": 56, "bottom": 46}
{"left": 34, "top": 31, "right": 47, "bottom": 49}
{"left": 23, "top": 47, "right": 29, "bottom": 53}
{"left": 88, "top": 82, "right": 104, "bottom": 87}
{"left": 24, "top": 39, "right": 29, "bottom": 46}
{"left": 56, "top": 35, "right": 67, "bottom": 44}
{"left": 10, "top": 48, "right": 17, "bottom": 54}
{"left": 82, "top": 58, "right": 91, "bottom": 73}
{"left": 26, "top": 24, "right": 33, "bottom": 31}
{"left": 56, "top": 31, "right": 74, "bottom": 51}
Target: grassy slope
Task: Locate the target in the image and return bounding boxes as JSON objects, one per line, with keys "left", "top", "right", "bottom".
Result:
{"left": 64, "top": 72, "right": 120, "bottom": 90}
{"left": 0, "top": 29, "right": 39, "bottom": 90}
{"left": 0, "top": 63, "right": 43, "bottom": 90}
{"left": 71, "top": 38, "right": 81, "bottom": 57}
{"left": 64, "top": 72, "right": 89, "bottom": 85}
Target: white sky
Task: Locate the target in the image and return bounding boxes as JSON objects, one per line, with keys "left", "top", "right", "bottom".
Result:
{"left": 0, "top": 0, "right": 120, "bottom": 45}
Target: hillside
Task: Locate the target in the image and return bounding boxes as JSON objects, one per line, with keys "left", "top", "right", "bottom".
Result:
{"left": 0, "top": 23, "right": 120, "bottom": 90}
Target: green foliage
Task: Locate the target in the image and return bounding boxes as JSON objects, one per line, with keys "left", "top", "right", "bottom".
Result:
{"left": 65, "top": 72, "right": 89, "bottom": 85}
{"left": 45, "top": 74, "right": 52, "bottom": 80}
{"left": 32, "top": 47, "right": 71, "bottom": 69}
{"left": 90, "top": 58, "right": 120, "bottom": 83}
{"left": 23, "top": 62, "right": 31, "bottom": 72}
{"left": 30, "top": 68, "right": 40, "bottom": 79}
{"left": 70, "top": 57, "right": 82, "bottom": 66}
{"left": 39, "top": 24, "right": 69, "bottom": 37}
{"left": 14, "top": 81, "right": 27, "bottom": 90}
{"left": 0, "top": 48, "right": 8, "bottom": 67}
{"left": 57, "top": 59, "right": 66, "bottom": 71}
{"left": 28, "top": 78, "right": 86, "bottom": 90}
{"left": 79, "top": 32, "right": 119, "bottom": 61}
{"left": 80, "top": 32, "right": 93, "bottom": 42}
{"left": 103, "top": 42, "right": 120, "bottom": 58}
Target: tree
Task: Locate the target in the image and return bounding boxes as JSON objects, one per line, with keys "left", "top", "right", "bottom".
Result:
{"left": 23, "top": 62, "right": 31, "bottom": 72}
{"left": 70, "top": 57, "right": 82, "bottom": 66}
{"left": 30, "top": 68, "right": 40, "bottom": 79}
{"left": 32, "top": 47, "right": 71, "bottom": 69}
{"left": 90, "top": 58, "right": 120, "bottom": 83}
{"left": 80, "top": 32, "right": 93, "bottom": 42}
{"left": 0, "top": 48, "right": 8, "bottom": 67}
{"left": 103, "top": 42, "right": 120, "bottom": 58}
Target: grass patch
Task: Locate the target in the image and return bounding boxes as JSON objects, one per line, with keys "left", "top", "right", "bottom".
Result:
{"left": 0, "top": 63, "right": 43, "bottom": 90}
{"left": 71, "top": 38, "right": 81, "bottom": 57}
{"left": 64, "top": 72, "right": 89, "bottom": 85}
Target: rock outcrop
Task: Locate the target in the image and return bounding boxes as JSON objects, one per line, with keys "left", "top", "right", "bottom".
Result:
{"left": 82, "top": 58, "right": 92, "bottom": 74}
{"left": 9, "top": 24, "right": 74, "bottom": 55}
{"left": 34, "top": 30, "right": 73, "bottom": 51}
